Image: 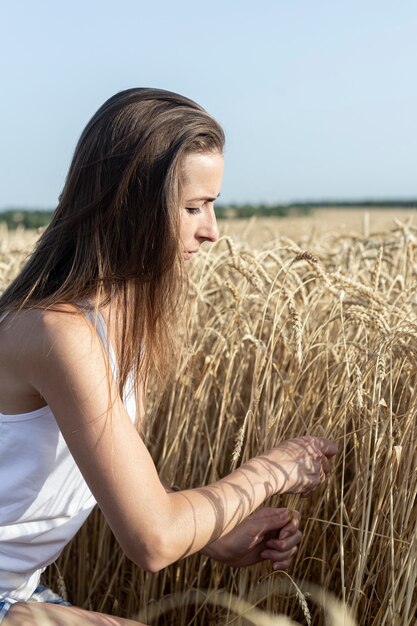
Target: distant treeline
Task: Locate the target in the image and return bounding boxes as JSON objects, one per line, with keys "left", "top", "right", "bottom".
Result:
{"left": 0, "top": 210, "right": 53, "bottom": 230}
{"left": 1, "top": 200, "right": 416, "bottom": 229}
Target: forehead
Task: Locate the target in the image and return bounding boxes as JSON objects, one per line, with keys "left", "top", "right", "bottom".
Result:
{"left": 181, "top": 152, "right": 224, "bottom": 198}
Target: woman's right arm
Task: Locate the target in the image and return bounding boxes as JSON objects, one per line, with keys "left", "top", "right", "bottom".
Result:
{"left": 21, "top": 309, "right": 336, "bottom": 573}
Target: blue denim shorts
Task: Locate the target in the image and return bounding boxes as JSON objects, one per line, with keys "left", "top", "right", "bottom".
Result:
{"left": 0, "top": 584, "right": 71, "bottom": 623}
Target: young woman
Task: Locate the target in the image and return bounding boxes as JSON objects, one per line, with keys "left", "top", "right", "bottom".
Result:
{"left": 0, "top": 88, "right": 337, "bottom": 625}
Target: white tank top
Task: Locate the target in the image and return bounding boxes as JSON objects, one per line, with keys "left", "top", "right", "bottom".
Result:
{"left": 0, "top": 306, "right": 137, "bottom": 603}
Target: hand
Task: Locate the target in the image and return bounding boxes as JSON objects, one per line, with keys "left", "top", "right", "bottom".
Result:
{"left": 201, "top": 507, "right": 301, "bottom": 570}
{"left": 264, "top": 436, "right": 338, "bottom": 496}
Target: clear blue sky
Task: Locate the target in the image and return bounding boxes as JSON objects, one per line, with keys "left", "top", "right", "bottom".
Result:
{"left": 0, "top": 0, "right": 416, "bottom": 208}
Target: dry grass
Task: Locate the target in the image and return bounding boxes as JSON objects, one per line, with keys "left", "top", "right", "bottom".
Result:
{"left": 2, "top": 211, "right": 417, "bottom": 625}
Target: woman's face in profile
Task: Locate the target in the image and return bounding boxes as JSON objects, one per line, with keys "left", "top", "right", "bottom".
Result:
{"left": 179, "top": 152, "right": 224, "bottom": 260}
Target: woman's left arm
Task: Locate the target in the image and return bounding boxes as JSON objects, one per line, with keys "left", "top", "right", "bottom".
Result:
{"left": 200, "top": 507, "right": 301, "bottom": 570}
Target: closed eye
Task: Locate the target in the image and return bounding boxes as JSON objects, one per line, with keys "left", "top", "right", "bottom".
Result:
{"left": 186, "top": 207, "right": 203, "bottom": 215}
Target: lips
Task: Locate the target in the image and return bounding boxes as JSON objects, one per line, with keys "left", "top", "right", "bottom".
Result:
{"left": 183, "top": 250, "right": 199, "bottom": 260}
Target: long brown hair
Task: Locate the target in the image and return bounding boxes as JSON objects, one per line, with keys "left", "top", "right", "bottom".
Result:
{"left": 0, "top": 88, "right": 225, "bottom": 397}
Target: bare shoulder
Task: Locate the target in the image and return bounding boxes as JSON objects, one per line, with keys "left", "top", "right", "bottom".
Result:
{"left": 1, "top": 304, "right": 102, "bottom": 358}
{"left": 0, "top": 304, "right": 108, "bottom": 414}
{"left": 0, "top": 305, "right": 110, "bottom": 399}
{"left": 14, "top": 305, "right": 124, "bottom": 435}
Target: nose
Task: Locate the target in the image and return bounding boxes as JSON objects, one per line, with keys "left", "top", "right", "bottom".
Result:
{"left": 198, "top": 208, "right": 219, "bottom": 244}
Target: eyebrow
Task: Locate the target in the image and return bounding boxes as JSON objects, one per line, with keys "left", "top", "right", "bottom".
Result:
{"left": 186, "top": 193, "right": 221, "bottom": 202}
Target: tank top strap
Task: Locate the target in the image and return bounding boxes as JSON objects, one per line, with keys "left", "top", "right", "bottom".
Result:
{"left": 79, "top": 305, "right": 118, "bottom": 376}
{"left": 0, "top": 310, "right": 10, "bottom": 324}
{"left": 79, "top": 305, "right": 137, "bottom": 424}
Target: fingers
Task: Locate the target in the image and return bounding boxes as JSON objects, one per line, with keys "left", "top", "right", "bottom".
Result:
{"left": 261, "top": 545, "right": 299, "bottom": 570}
{"left": 297, "top": 435, "right": 338, "bottom": 463}
{"left": 272, "top": 557, "right": 295, "bottom": 570}
{"left": 278, "top": 511, "right": 300, "bottom": 539}
{"left": 266, "top": 529, "right": 301, "bottom": 552}
{"left": 261, "top": 530, "right": 301, "bottom": 570}
{"left": 317, "top": 437, "right": 338, "bottom": 458}
{"left": 273, "top": 435, "right": 337, "bottom": 496}
{"left": 312, "top": 441, "right": 336, "bottom": 485}
{"left": 300, "top": 456, "right": 328, "bottom": 496}
{"left": 261, "top": 515, "right": 302, "bottom": 570}
{"left": 321, "top": 456, "right": 332, "bottom": 475}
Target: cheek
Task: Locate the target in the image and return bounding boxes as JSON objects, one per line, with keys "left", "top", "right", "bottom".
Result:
{"left": 179, "top": 220, "right": 187, "bottom": 241}
{"left": 179, "top": 216, "right": 193, "bottom": 242}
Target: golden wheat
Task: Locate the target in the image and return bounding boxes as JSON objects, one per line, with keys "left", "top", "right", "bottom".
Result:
{"left": 2, "top": 214, "right": 417, "bottom": 625}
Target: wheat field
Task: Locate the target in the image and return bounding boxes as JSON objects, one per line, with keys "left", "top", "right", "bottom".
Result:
{"left": 1, "top": 209, "right": 417, "bottom": 625}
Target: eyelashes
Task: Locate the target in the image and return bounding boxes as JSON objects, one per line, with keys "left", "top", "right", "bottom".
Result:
{"left": 186, "top": 207, "right": 203, "bottom": 215}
